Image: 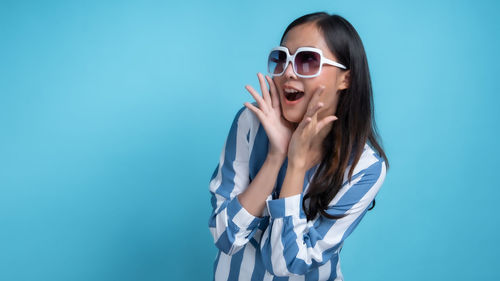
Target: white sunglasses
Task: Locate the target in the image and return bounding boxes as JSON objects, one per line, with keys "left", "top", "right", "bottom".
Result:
{"left": 267, "top": 46, "right": 347, "bottom": 78}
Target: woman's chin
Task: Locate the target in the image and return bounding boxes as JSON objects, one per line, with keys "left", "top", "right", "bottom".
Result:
{"left": 282, "top": 109, "right": 304, "bottom": 124}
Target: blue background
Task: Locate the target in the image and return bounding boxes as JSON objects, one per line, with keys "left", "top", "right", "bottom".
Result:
{"left": 1, "top": 0, "right": 499, "bottom": 280}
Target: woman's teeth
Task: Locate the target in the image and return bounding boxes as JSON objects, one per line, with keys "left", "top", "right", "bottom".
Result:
{"left": 284, "top": 88, "right": 305, "bottom": 101}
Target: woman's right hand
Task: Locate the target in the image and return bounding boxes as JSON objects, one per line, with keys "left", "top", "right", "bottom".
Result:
{"left": 243, "top": 73, "right": 294, "bottom": 159}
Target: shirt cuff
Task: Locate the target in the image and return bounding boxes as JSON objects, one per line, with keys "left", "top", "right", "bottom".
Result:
{"left": 266, "top": 193, "right": 305, "bottom": 219}
{"left": 227, "top": 195, "right": 263, "bottom": 230}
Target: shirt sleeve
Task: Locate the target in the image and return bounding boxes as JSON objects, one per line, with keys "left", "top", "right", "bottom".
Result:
{"left": 259, "top": 159, "right": 387, "bottom": 276}
{"left": 208, "top": 106, "right": 263, "bottom": 256}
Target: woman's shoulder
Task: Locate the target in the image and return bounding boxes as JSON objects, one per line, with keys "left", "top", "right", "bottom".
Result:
{"left": 231, "top": 103, "right": 263, "bottom": 136}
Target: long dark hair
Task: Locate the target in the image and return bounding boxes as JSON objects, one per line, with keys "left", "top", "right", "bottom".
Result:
{"left": 280, "top": 12, "right": 390, "bottom": 221}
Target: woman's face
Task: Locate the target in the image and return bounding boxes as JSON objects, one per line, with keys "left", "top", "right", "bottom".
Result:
{"left": 273, "top": 22, "right": 350, "bottom": 124}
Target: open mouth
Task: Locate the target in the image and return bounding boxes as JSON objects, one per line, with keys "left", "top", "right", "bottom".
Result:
{"left": 284, "top": 90, "right": 305, "bottom": 101}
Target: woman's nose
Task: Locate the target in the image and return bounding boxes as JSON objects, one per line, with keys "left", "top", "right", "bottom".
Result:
{"left": 283, "top": 61, "right": 297, "bottom": 79}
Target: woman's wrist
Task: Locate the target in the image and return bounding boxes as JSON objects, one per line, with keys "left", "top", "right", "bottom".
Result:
{"left": 279, "top": 164, "right": 307, "bottom": 198}
{"left": 287, "top": 158, "right": 308, "bottom": 173}
{"left": 266, "top": 152, "right": 286, "bottom": 166}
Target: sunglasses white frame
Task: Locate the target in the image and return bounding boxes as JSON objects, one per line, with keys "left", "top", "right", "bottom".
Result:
{"left": 268, "top": 46, "right": 347, "bottom": 78}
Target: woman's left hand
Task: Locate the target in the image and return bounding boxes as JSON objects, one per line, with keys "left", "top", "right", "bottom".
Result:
{"left": 287, "top": 85, "right": 338, "bottom": 171}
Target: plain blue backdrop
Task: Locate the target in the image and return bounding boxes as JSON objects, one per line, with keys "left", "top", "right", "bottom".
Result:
{"left": 1, "top": 0, "right": 499, "bottom": 280}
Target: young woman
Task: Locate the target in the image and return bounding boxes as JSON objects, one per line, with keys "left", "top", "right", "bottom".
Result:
{"left": 208, "top": 12, "right": 389, "bottom": 280}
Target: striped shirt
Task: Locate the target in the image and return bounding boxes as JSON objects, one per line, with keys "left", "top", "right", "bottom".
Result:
{"left": 208, "top": 105, "right": 387, "bottom": 281}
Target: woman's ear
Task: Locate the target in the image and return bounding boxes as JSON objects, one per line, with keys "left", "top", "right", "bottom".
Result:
{"left": 338, "top": 70, "right": 350, "bottom": 90}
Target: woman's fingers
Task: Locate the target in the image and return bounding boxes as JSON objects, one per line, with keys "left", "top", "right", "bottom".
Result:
{"left": 296, "top": 87, "right": 325, "bottom": 132}
{"left": 297, "top": 84, "right": 339, "bottom": 135}
{"left": 243, "top": 102, "right": 264, "bottom": 120}
{"left": 295, "top": 116, "right": 309, "bottom": 132}
{"left": 317, "top": 115, "right": 338, "bottom": 132}
{"left": 297, "top": 101, "right": 322, "bottom": 131}
{"left": 245, "top": 73, "right": 275, "bottom": 114}
{"left": 245, "top": 85, "right": 267, "bottom": 112}
{"left": 312, "top": 102, "right": 324, "bottom": 116}
{"left": 265, "top": 75, "right": 280, "bottom": 109}
{"left": 304, "top": 86, "right": 325, "bottom": 118}
{"left": 257, "top": 73, "right": 271, "bottom": 106}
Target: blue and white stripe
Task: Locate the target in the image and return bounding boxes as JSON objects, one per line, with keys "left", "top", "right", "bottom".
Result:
{"left": 209, "top": 105, "right": 387, "bottom": 280}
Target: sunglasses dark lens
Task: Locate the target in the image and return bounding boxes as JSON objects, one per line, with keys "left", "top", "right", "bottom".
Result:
{"left": 268, "top": 50, "right": 287, "bottom": 75}
{"left": 295, "top": 51, "right": 321, "bottom": 76}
